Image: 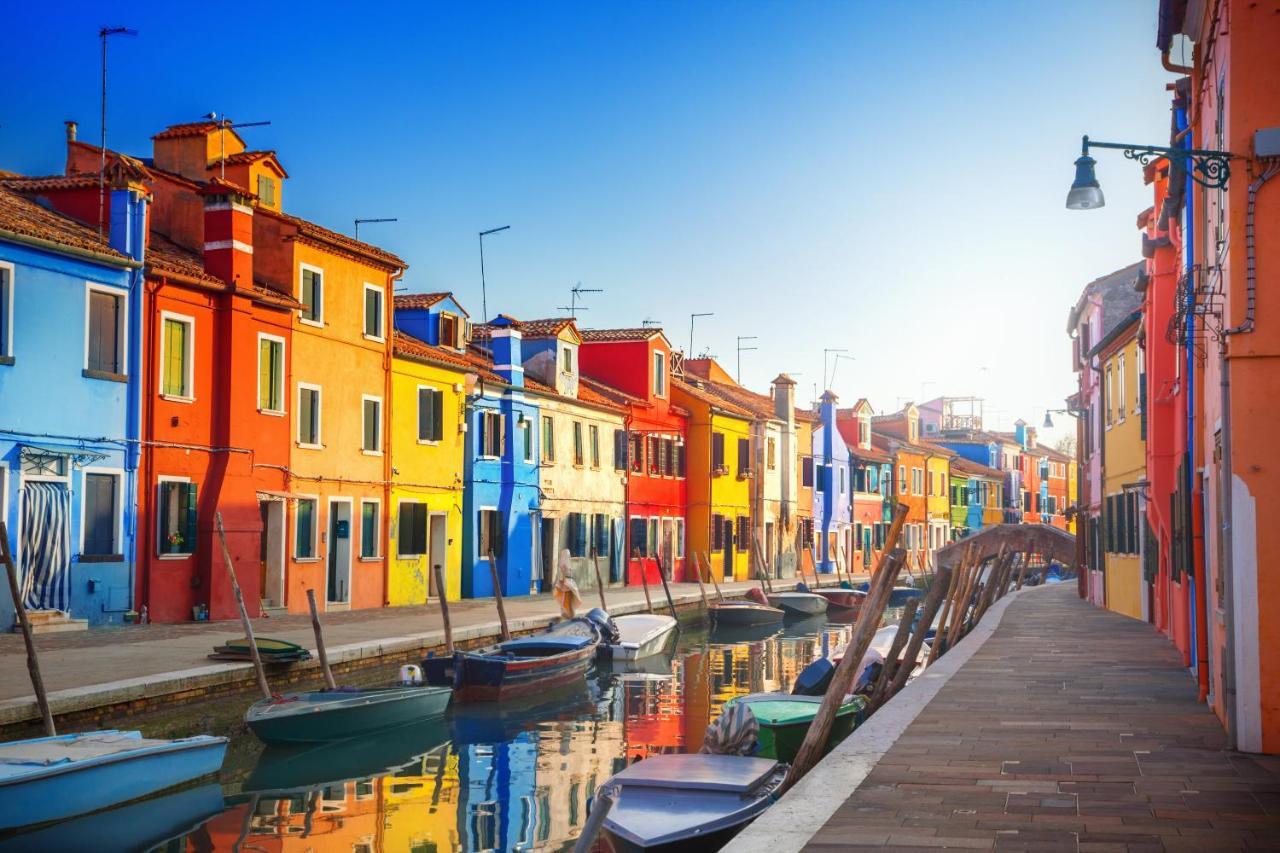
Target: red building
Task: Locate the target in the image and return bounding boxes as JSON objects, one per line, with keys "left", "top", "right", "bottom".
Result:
{"left": 578, "top": 329, "right": 689, "bottom": 584}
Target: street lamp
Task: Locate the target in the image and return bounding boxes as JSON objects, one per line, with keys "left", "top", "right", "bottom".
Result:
{"left": 1042, "top": 407, "right": 1085, "bottom": 429}
{"left": 1065, "top": 134, "right": 1235, "bottom": 210}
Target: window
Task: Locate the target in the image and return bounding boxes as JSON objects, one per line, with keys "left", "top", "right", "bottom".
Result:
{"left": 360, "top": 500, "right": 380, "bottom": 559}
{"left": 838, "top": 466, "right": 846, "bottom": 494}
{"left": 363, "top": 284, "right": 385, "bottom": 340}
{"left": 86, "top": 287, "right": 124, "bottom": 377}
{"left": 912, "top": 467, "right": 923, "bottom": 495}
{"left": 675, "top": 438, "right": 686, "bottom": 477}
{"left": 675, "top": 518, "right": 685, "bottom": 558}
{"left": 630, "top": 517, "right": 649, "bottom": 557}
{"left": 82, "top": 472, "right": 119, "bottom": 556}
{"left": 158, "top": 479, "right": 197, "bottom": 556}
{"left": 801, "top": 456, "right": 814, "bottom": 488}
{"left": 899, "top": 465, "right": 907, "bottom": 494}
{"left": 566, "top": 513, "right": 589, "bottom": 557}
{"left": 0, "top": 262, "right": 12, "bottom": 361}
{"left": 160, "top": 313, "right": 194, "bottom": 398}
{"left": 614, "top": 430, "right": 628, "bottom": 470}
{"left": 908, "top": 419, "right": 918, "bottom": 442}
{"left": 629, "top": 433, "right": 644, "bottom": 474}
{"left": 767, "top": 437, "right": 776, "bottom": 469}
{"left": 858, "top": 419, "right": 870, "bottom": 446}
{"left": 257, "top": 174, "right": 276, "bottom": 207}
{"left": 653, "top": 351, "right": 666, "bottom": 396}
{"left": 478, "top": 509, "right": 504, "bottom": 558}
{"left": 258, "top": 335, "right": 285, "bottom": 413}
{"left": 398, "top": 502, "right": 427, "bottom": 556}
{"left": 572, "top": 421, "right": 584, "bottom": 466}
{"left": 711, "top": 513, "right": 724, "bottom": 551}
{"left": 362, "top": 396, "right": 383, "bottom": 453}
{"left": 1105, "top": 365, "right": 1114, "bottom": 426}
{"left": 480, "top": 411, "right": 503, "bottom": 457}
{"left": 588, "top": 424, "right": 600, "bottom": 468}
{"left": 562, "top": 347, "right": 574, "bottom": 374}
{"left": 647, "top": 517, "right": 659, "bottom": 558}
{"left": 712, "top": 432, "right": 726, "bottom": 471}
{"left": 736, "top": 516, "right": 750, "bottom": 550}
{"left": 295, "top": 497, "right": 317, "bottom": 558}
{"left": 298, "top": 384, "right": 322, "bottom": 447}
{"left": 1117, "top": 353, "right": 1127, "bottom": 421}
{"left": 417, "top": 386, "right": 444, "bottom": 442}
{"left": 519, "top": 418, "right": 532, "bottom": 462}
{"left": 300, "top": 266, "right": 323, "bottom": 323}
{"left": 439, "top": 313, "right": 460, "bottom": 349}
{"left": 542, "top": 415, "right": 556, "bottom": 462}
{"left": 647, "top": 435, "right": 661, "bottom": 476}
{"left": 737, "top": 437, "right": 751, "bottom": 476}
{"left": 592, "top": 513, "right": 610, "bottom": 557}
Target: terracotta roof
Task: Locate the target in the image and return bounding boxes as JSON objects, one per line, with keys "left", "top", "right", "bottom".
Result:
{"left": 698, "top": 376, "right": 777, "bottom": 420}
{"left": 579, "top": 328, "right": 662, "bottom": 343}
{"left": 576, "top": 380, "right": 628, "bottom": 412}
{"left": 503, "top": 317, "right": 576, "bottom": 339}
{"left": 0, "top": 187, "right": 130, "bottom": 264}
{"left": 0, "top": 174, "right": 101, "bottom": 192}
{"left": 836, "top": 420, "right": 892, "bottom": 463}
{"left": 920, "top": 439, "right": 958, "bottom": 458}
{"left": 1032, "top": 442, "right": 1073, "bottom": 463}
{"left": 795, "top": 407, "right": 819, "bottom": 423}
{"left": 579, "top": 375, "right": 649, "bottom": 408}
{"left": 523, "top": 375, "right": 627, "bottom": 414}
{"left": 146, "top": 232, "right": 223, "bottom": 287}
{"left": 672, "top": 376, "right": 754, "bottom": 419}
{"left": 949, "top": 456, "right": 1004, "bottom": 479}
{"left": 216, "top": 150, "right": 288, "bottom": 177}
{"left": 257, "top": 206, "right": 406, "bottom": 271}
{"left": 248, "top": 282, "right": 303, "bottom": 310}
{"left": 394, "top": 292, "right": 452, "bottom": 310}
{"left": 152, "top": 121, "right": 221, "bottom": 140}
{"left": 394, "top": 331, "right": 489, "bottom": 378}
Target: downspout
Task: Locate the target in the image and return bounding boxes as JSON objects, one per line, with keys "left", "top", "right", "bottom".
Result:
{"left": 382, "top": 267, "right": 403, "bottom": 605}
{"left": 123, "top": 195, "right": 147, "bottom": 621}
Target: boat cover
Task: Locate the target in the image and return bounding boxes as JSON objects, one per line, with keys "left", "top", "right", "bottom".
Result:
{"left": 609, "top": 754, "right": 779, "bottom": 793}
{"left": 0, "top": 732, "right": 164, "bottom": 767}
{"left": 497, "top": 634, "right": 595, "bottom": 655}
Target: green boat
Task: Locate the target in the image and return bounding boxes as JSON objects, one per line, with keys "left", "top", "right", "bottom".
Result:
{"left": 727, "top": 692, "right": 867, "bottom": 763}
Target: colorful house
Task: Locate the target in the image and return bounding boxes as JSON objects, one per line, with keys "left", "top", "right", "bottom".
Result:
{"left": 872, "top": 404, "right": 928, "bottom": 564}
{"left": 812, "top": 391, "right": 852, "bottom": 574}
{"left": 837, "top": 399, "right": 893, "bottom": 575}
{"left": 794, "top": 406, "right": 818, "bottom": 570}
{"left": 578, "top": 328, "right": 688, "bottom": 584}
{"left": 673, "top": 372, "right": 755, "bottom": 582}
{"left": 498, "top": 317, "right": 627, "bottom": 593}
{"left": 924, "top": 444, "right": 954, "bottom": 558}
{"left": 462, "top": 316, "right": 541, "bottom": 597}
{"left": 0, "top": 174, "right": 147, "bottom": 629}
{"left": 388, "top": 292, "right": 474, "bottom": 605}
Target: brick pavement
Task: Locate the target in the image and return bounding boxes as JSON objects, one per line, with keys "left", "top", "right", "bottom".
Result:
{"left": 806, "top": 584, "right": 1280, "bottom": 851}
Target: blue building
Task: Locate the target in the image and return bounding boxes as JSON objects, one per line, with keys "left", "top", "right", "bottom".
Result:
{"left": 811, "top": 391, "right": 852, "bottom": 574}
{"left": 0, "top": 174, "right": 148, "bottom": 628}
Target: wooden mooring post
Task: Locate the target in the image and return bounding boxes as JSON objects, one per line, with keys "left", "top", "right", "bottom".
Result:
{"left": 591, "top": 544, "right": 608, "bottom": 612}
{"left": 0, "top": 521, "right": 56, "bottom": 735}
{"left": 887, "top": 562, "right": 954, "bottom": 697}
{"left": 633, "top": 548, "right": 654, "bottom": 613}
{"left": 487, "top": 550, "right": 511, "bottom": 640}
{"left": 691, "top": 552, "right": 709, "bottom": 609}
{"left": 432, "top": 564, "right": 455, "bottom": 655}
{"left": 305, "top": 589, "right": 338, "bottom": 690}
{"left": 216, "top": 512, "right": 272, "bottom": 701}
{"left": 656, "top": 552, "right": 678, "bottom": 620}
{"left": 703, "top": 551, "right": 725, "bottom": 602}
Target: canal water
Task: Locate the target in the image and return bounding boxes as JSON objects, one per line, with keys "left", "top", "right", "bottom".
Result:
{"left": 3, "top": 609, "right": 905, "bottom": 853}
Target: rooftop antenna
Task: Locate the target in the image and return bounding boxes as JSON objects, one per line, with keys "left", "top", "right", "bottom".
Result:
{"left": 823, "top": 348, "right": 849, "bottom": 389}
{"left": 478, "top": 225, "right": 511, "bottom": 323}
{"left": 689, "top": 312, "right": 713, "bottom": 357}
{"left": 98, "top": 26, "right": 137, "bottom": 236}
{"left": 736, "top": 335, "right": 758, "bottom": 383}
{"left": 563, "top": 282, "right": 603, "bottom": 318}
{"left": 830, "top": 353, "right": 855, "bottom": 387}
{"left": 204, "top": 113, "right": 271, "bottom": 181}
{"left": 355, "top": 217, "right": 397, "bottom": 241}
{"left": 641, "top": 318, "right": 663, "bottom": 328}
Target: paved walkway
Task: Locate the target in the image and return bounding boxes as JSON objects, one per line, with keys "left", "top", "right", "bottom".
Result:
{"left": 804, "top": 584, "right": 1280, "bottom": 851}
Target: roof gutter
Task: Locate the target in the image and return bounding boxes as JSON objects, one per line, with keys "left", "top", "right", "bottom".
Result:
{"left": 0, "top": 227, "right": 142, "bottom": 270}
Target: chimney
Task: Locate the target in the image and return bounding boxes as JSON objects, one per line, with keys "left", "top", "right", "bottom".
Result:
{"left": 64, "top": 120, "right": 77, "bottom": 142}
{"left": 487, "top": 316, "right": 524, "bottom": 388}
{"left": 200, "top": 181, "right": 254, "bottom": 287}
{"left": 772, "top": 374, "right": 796, "bottom": 422}
{"left": 105, "top": 158, "right": 150, "bottom": 261}
{"left": 1014, "top": 418, "right": 1028, "bottom": 449}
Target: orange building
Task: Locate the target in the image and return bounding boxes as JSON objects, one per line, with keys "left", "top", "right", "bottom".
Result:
{"left": 872, "top": 405, "right": 928, "bottom": 563}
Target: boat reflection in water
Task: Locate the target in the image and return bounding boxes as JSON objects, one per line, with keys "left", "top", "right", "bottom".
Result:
{"left": 8, "top": 611, "right": 905, "bottom": 851}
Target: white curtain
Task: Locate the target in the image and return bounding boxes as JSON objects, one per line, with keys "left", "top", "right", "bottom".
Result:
{"left": 20, "top": 481, "right": 72, "bottom": 613}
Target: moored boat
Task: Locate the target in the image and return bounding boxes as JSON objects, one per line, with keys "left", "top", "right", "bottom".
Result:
{"left": 0, "top": 730, "right": 227, "bottom": 832}
{"left": 724, "top": 692, "right": 866, "bottom": 763}
{"left": 605, "top": 613, "right": 678, "bottom": 660}
{"left": 708, "top": 598, "right": 785, "bottom": 627}
{"left": 813, "top": 587, "right": 865, "bottom": 609}
{"left": 600, "top": 754, "right": 786, "bottom": 852}
{"left": 766, "top": 590, "right": 829, "bottom": 617}
{"left": 245, "top": 683, "right": 452, "bottom": 744}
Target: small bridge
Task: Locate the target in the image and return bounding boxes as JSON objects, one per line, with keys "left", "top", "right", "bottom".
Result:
{"left": 936, "top": 523, "right": 1076, "bottom": 571}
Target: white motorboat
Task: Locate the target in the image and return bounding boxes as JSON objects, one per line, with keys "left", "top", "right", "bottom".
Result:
{"left": 605, "top": 613, "right": 678, "bottom": 660}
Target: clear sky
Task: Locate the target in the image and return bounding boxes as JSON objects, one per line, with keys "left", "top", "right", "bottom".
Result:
{"left": 0, "top": 1, "right": 1174, "bottom": 444}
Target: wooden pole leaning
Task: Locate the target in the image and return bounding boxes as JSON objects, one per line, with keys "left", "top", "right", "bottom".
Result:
{"left": 487, "top": 549, "right": 511, "bottom": 640}
{"left": 591, "top": 543, "right": 608, "bottom": 612}
{"left": 704, "top": 551, "right": 725, "bottom": 602}
{"left": 1, "top": 521, "right": 56, "bottom": 736}
{"left": 869, "top": 596, "right": 919, "bottom": 708}
{"left": 656, "top": 551, "right": 678, "bottom": 620}
{"left": 215, "top": 512, "right": 272, "bottom": 701}
{"left": 306, "top": 589, "right": 338, "bottom": 690}
{"left": 432, "top": 564, "right": 455, "bottom": 655}
{"left": 633, "top": 548, "right": 655, "bottom": 614}
{"left": 888, "top": 562, "right": 954, "bottom": 695}
{"left": 691, "top": 552, "right": 709, "bottom": 610}
{"left": 780, "top": 502, "right": 910, "bottom": 793}
{"left": 927, "top": 544, "right": 970, "bottom": 665}
{"left": 946, "top": 550, "right": 983, "bottom": 651}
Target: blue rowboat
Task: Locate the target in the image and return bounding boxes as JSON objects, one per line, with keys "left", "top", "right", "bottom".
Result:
{"left": 600, "top": 754, "right": 786, "bottom": 852}
{"left": 0, "top": 782, "right": 223, "bottom": 852}
{"left": 245, "top": 683, "right": 452, "bottom": 744}
{"left": 0, "top": 730, "right": 227, "bottom": 832}
{"left": 423, "top": 617, "right": 600, "bottom": 702}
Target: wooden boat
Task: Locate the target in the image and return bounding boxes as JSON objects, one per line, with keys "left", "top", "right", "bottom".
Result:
{"left": 423, "top": 617, "right": 600, "bottom": 702}
{"left": 766, "top": 590, "right": 830, "bottom": 617}
{"left": 853, "top": 581, "right": 922, "bottom": 608}
{"left": 600, "top": 754, "right": 786, "bottom": 852}
{"left": 0, "top": 782, "right": 223, "bottom": 853}
{"left": 208, "top": 636, "right": 311, "bottom": 663}
{"left": 604, "top": 613, "right": 678, "bottom": 660}
{"left": 708, "top": 598, "right": 785, "bottom": 627}
{"left": 813, "top": 587, "right": 865, "bottom": 609}
{"left": 245, "top": 683, "right": 452, "bottom": 744}
{"left": 0, "top": 730, "right": 227, "bottom": 831}
{"left": 725, "top": 692, "right": 866, "bottom": 763}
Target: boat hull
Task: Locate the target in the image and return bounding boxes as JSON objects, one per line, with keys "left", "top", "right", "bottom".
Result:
{"left": 605, "top": 614, "right": 678, "bottom": 661}
{"left": 447, "top": 643, "right": 597, "bottom": 702}
{"left": 246, "top": 685, "right": 452, "bottom": 744}
{"left": 709, "top": 601, "right": 785, "bottom": 626}
{"left": 757, "top": 708, "right": 859, "bottom": 763}
{"left": 766, "top": 592, "right": 830, "bottom": 616}
{"left": 814, "top": 589, "right": 864, "bottom": 609}
{"left": 0, "top": 732, "right": 227, "bottom": 831}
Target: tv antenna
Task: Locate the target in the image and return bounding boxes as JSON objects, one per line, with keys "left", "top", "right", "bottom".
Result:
{"left": 98, "top": 26, "right": 137, "bottom": 235}
{"left": 559, "top": 282, "right": 603, "bottom": 317}
{"left": 355, "top": 217, "right": 397, "bottom": 241}
{"left": 641, "top": 318, "right": 663, "bottom": 328}
{"left": 203, "top": 113, "right": 271, "bottom": 181}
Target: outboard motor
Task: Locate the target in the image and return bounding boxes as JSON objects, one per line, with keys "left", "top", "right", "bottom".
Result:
{"left": 584, "top": 608, "right": 621, "bottom": 645}
{"left": 792, "top": 657, "right": 835, "bottom": 696}
{"left": 398, "top": 663, "right": 424, "bottom": 685}
{"left": 794, "top": 581, "right": 810, "bottom": 593}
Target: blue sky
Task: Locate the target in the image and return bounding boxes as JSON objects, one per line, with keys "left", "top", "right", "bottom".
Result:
{"left": 0, "top": 1, "right": 1174, "bottom": 442}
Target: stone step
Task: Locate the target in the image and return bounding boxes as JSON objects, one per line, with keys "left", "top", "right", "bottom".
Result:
{"left": 12, "top": 617, "right": 89, "bottom": 635}
{"left": 24, "top": 610, "right": 65, "bottom": 626}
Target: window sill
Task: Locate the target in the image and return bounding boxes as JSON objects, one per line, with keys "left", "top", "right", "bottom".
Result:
{"left": 358, "top": 556, "right": 381, "bottom": 563}
{"left": 363, "top": 334, "right": 386, "bottom": 344}
{"left": 160, "top": 393, "right": 195, "bottom": 404}
{"left": 0, "top": 356, "right": 13, "bottom": 366}
{"left": 294, "top": 556, "right": 321, "bottom": 563}
{"left": 417, "top": 439, "right": 441, "bottom": 447}
{"left": 83, "top": 368, "right": 127, "bottom": 384}
{"left": 361, "top": 449, "right": 384, "bottom": 457}
{"left": 158, "top": 553, "right": 193, "bottom": 561}
{"left": 78, "top": 554, "right": 124, "bottom": 563}
{"left": 299, "top": 317, "right": 325, "bottom": 328}
{"left": 259, "top": 408, "right": 286, "bottom": 417}
{"left": 297, "top": 442, "right": 324, "bottom": 451}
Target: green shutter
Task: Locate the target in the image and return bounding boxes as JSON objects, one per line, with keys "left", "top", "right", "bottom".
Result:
{"left": 432, "top": 390, "right": 443, "bottom": 441}
{"left": 183, "top": 482, "right": 199, "bottom": 552}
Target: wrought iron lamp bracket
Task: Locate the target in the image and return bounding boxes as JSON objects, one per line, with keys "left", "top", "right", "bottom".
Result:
{"left": 1082, "top": 135, "right": 1234, "bottom": 190}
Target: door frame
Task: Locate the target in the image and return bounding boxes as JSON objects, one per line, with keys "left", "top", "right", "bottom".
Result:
{"left": 428, "top": 511, "right": 448, "bottom": 599}
{"left": 327, "top": 497, "right": 353, "bottom": 605}
{"left": 259, "top": 498, "right": 287, "bottom": 608}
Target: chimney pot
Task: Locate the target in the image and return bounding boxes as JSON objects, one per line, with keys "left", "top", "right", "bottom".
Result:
{"left": 65, "top": 120, "right": 77, "bottom": 142}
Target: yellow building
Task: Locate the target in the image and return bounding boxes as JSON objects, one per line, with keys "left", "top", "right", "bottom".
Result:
{"left": 1098, "top": 315, "right": 1145, "bottom": 620}
{"left": 673, "top": 376, "right": 755, "bottom": 582}
{"left": 924, "top": 446, "right": 954, "bottom": 558}
{"left": 386, "top": 319, "right": 472, "bottom": 605}
{"left": 380, "top": 745, "right": 462, "bottom": 852}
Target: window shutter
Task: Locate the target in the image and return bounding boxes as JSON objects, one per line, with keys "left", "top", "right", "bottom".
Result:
{"left": 183, "top": 482, "right": 199, "bottom": 551}
{"left": 614, "top": 430, "right": 627, "bottom": 470}
{"left": 418, "top": 389, "right": 431, "bottom": 441}
{"left": 432, "top": 390, "right": 444, "bottom": 440}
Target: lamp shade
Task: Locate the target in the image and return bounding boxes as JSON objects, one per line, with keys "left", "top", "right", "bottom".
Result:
{"left": 1065, "top": 156, "right": 1105, "bottom": 210}
{"left": 1043, "top": 412, "right": 1055, "bottom": 429}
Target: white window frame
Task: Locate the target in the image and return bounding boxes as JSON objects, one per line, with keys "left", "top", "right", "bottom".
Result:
{"left": 297, "top": 382, "right": 323, "bottom": 449}
{"left": 0, "top": 260, "right": 14, "bottom": 361}
{"left": 561, "top": 344, "right": 576, "bottom": 375}
{"left": 156, "top": 474, "right": 193, "bottom": 559}
{"left": 294, "top": 494, "right": 321, "bottom": 561}
{"left": 396, "top": 500, "right": 427, "bottom": 558}
{"left": 519, "top": 417, "right": 533, "bottom": 462}
{"left": 479, "top": 410, "right": 502, "bottom": 460}
{"left": 298, "top": 263, "right": 325, "bottom": 327}
{"left": 158, "top": 311, "right": 195, "bottom": 402}
{"left": 588, "top": 423, "right": 600, "bottom": 469}
{"left": 652, "top": 351, "right": 666, "bottom": 397}
{"left": 1117, "top": 353, "right": 1127, "bottom": 422}
{"left": 257, "top": 333, "right": 286, "bottom": 415}
{"left": 83, "top": 282, "right": 128, "bottom": 376}
{"left": 675, "top": 517, "right": 685, "bottom": 558}
{"left": 358, "top": 498, "right": 381, "bottom": 561}
{"left": 477, "top": 505, "right": 499, "bottom": 560}
{"left": 78, "top": 466, "right": 124, "bottom": 557}
{"left": 416, "top": 383, "right": 443, "bottom": 445}
{"left": 361, "top": 394, "right": 384, "bottom": 455}
{"left": 362, "top": 282, "right": 386, "bottom": 342}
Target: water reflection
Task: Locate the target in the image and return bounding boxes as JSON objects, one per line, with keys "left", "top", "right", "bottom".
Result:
{"left": 4, "top": 610, "right": 903, "bottom": 852}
